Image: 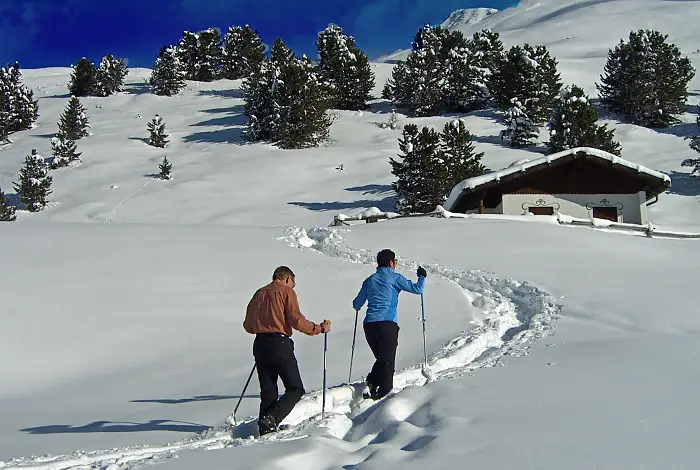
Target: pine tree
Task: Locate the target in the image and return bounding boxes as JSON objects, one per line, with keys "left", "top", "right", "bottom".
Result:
{"left": 491, "top": 44, "right": 562, "bottom": 123}
{"left": 316, "top": 24, "right": 375, "bottom": 110}
{"left": 243, "top": 39, "right": 331, "bottom": 148}
{"left": 13, "top": 149, "right": 52, "bottom": 212}
{"left": 68, "top": 58, "right": 98, "bottom": 97}
{"left": 158, "top": 156, "right": 173, "bottom": 180}
{"left": 500, "top": 98, "right": 539, "bottom": 148}
{"left": 439, "top": 119, "right": 486, "bottom": 198}
{"left": 95, "top": 54, "right": 128, "bottom": 96}
{"left": 49, "top": 136, "right": 81, "bottom": 169}
{"left": 57, "top": 96, "right": 90, "bottom": 140}
{"left": 149, "top": 46, "right": 187, "bottom": 96}
{"left": 597, "top": 29, "right": 695, "bottom": 127}
{"left": 390, "top": 124, "right": 443, "bottom": 214}
{"left": 147, "top": 114, "right": 169, "bottom": 148}
{"left": 1, "top": 63, "right": 39, "bottom": 133}
{"left": 547, "top": 85, "right": 622, "bottom": 156}
{"left": 682, "top": 110, "right": 700, "bottom": 176}
{"left": 0, "top": 188, "right": 16, "bottom": 221}
{"left": 222, "top": 25, "right": 266, "bottom": 80}
{"left": 275, "top": 55, "right": 333, "bottom": 149}
{"left": 443, "top": 42, "right": 488, "bottom": 112}
{"left": 386, "top": 27, "right": 470, "bottom": 116}
{"left": 197, "top": 28, "right": 223, "bottom": 81}
{"left": 175, "top": 31, "right": 200, "bottom": 81}
{"left": 411, "top": 23, "right": 433, "bottom": 51}
{"left": 0, "top": 94, "right": 11, "bottom": 143}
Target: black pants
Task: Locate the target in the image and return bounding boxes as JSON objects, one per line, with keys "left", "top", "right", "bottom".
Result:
{"left": 363, "top": 321, "right": 399, "bottom": 399}
{"left": 253, "top": 334, "right": 305, "bottom": 424}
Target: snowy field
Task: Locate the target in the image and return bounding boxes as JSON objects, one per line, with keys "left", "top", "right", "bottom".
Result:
{"left": 1, "top": 0, "right": 700, "bottom": 468}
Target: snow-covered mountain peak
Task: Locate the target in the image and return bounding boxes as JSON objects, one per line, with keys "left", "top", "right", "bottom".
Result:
{"left": 440, "top": 7, "right": 499, "bottom": 31}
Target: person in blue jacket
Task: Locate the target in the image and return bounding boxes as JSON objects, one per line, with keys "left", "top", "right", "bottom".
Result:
{"left": 352, "top": 249, "right": 426, "bottom": 400}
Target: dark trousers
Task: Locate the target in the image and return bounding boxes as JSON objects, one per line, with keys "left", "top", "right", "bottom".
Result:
{"left": 363, "top": 321, "right": 399, "bottom": 399}
{"left": 253, "top": 334, "right": 305, "bottom": 424}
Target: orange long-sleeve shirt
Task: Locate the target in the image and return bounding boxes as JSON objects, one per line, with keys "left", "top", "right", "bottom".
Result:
{"left": 243, "top": 281, "right": 322, "bottom": 337}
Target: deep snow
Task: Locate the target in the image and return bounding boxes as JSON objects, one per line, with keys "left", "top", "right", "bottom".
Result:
{"left": 1, "top": 0, "right": 700, "bottom": 468}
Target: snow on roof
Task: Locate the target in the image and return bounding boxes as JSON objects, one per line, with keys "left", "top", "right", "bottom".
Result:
{"left": 444, "top": 147, "right": 672, "bottom": 210}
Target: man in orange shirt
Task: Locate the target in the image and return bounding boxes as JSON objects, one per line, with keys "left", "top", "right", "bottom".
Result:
{"left": 243, "top": 266, "right": 331, "bottom": 436}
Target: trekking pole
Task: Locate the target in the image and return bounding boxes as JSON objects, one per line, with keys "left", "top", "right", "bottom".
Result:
{"left": 348, "top": 309, "right": 359, "bottom": 383}
{"left": 322, "top": 331, "right": 328, "bottom": 419}
{"left": 226, "top": 363, "right": 256, "bottom": 426}
{"left": 420, "top": 293, "right": 427, "bottom": 365}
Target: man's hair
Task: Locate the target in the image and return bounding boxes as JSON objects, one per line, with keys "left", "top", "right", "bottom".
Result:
{"left": 376, "top": 249, "right": 396, "bottom": 268}
{"left": 273, "top": 266, "right": 295, "bottom": 280}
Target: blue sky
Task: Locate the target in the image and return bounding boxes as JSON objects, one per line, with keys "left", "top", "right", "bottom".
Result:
{"left": 0, "top": 0, "right": 515, "bottom": 69}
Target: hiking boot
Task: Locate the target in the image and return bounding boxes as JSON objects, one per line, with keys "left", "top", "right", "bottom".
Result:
{"left": 362, "top": 376, "right": 379, "bottom": 400}
{"left": 257, "top": 415, "right": 278, "bottom": 436}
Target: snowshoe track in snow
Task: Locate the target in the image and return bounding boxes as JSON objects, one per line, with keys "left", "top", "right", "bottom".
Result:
{"left": 0, "top": 226, "right": 561, "bottom": 470}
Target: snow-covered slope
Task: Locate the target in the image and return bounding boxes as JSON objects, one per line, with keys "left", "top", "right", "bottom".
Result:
{"left": 1, "top": 1, "right": 699, "bottom": 469}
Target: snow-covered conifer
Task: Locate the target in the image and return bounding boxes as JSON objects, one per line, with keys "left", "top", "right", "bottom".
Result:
{"left": 149, "top": 46, "right": 187, "bottom": 96}
{"left": 316, "top": 24, "right": 375, "bottom": 110}
{"left": 1, "top": 63, "right": 39, "bottom": 133}
{"left": 682, "top": 111, "right": 700, "bottom": 176}
{"left": 491, "top": 44, "right": 561, "bottom": 123}
{"left": 439, "top": 119, "right": 485, "bottom": 197}
{"left": 68, "top": 58, "right": 98, "bottom": 97}
{"left": 197, "top": 28, "right": 223, "bottom": 81}
{"left": 175, "top": 31, "right": 200, "bottom": 81}
{"left": 390, "top": 124, "right": 443, "bottom": 214}
{"left": 222, "top": 25, "right": 266, "bottom": 80}
{"left": 95, "top": 54, "right": 128, "bottom": 96}
{"left": 500, "top": 98, "right": 539, "bottom": 147}
{"left": 598, "top": 29, "right": 695, "bottom": 127}
{"left": 158, "top": 156, "right": 173, "bottom": 180}
{"left": 0, "top": 188, "right": 16, "bottom": 221}
{"left": 411, "top": 23, "right": 433, "bottom": 51}
{"left": 547, "top": 85, "right": 621, "bottom": 156}
{"left": 443, "top": 42, "right": 488, "bottom": 112}
{"left": 49, "top": 136, "right": 81, "bottom": 169}
{"left": 58, "top": 96, "right": 90, "bottom": 140}
{"left": 147, "top": 114, "right": 169, "bottom": 148}
{"left": 13, "top": 149, "right": 52, "bottom": 212}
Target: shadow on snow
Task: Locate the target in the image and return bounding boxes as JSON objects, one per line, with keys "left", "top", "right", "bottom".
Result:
{"left": 289, "top": 184, "right": 396, "bottom": 213}
{"left": 130, "top": 394, "right": 258, "bottom": 404}
{"left": 666, "top": 171, "right": 700, "bottom": 196}
{"left": 20, "top": 420, "right": 210, "bottom": 435}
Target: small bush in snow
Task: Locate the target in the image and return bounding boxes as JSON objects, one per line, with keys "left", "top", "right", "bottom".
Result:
{"left": 49, "top": 136, "right": 81, "bottom": 169}
{"left": 316, "top": 24, "right": 375, "bottom": 110}
{"left": 500, "top": 98, "right": 539, "bottom": 148}
{"left": 0, "top": 62, "right": 39, "bottom": 135}
{"left": 222, "top": 25, "right": 266, "bottom": 80}
{"left": 547, "top": 85, "right": 621, "bottom": 156}
{"left": 13, "top": 149, "right": 52, "bottom": 212}
{"left": 0, "top": 188, "right": 16, "bottom": 221}
{"left": 149, "top": 46, "right": 187, "bottom": 96}
{"left": 158, "top": 156, "right": 173, "bottom": 180}
{"left": 147, "top": 114, "right": 169, "bottom": 148}
{"left": 597, "top": 29, "right": 695, "bottom": 128}
{"left": 58, "top": 96, "right": 90, "bottom": 140}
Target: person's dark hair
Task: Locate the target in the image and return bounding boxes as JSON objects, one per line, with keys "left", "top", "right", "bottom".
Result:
{"left": 376, "top": 249, "right": 396, "bottom": 268}
{"left": 273, "top": 266, "right": 295, "bottom": 280}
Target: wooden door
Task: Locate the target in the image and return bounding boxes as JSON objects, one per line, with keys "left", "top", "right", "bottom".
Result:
{"left": 528, "top": 206, "right": 554, "bottom": 216}
{"left": 592, "top": 206, "right": 618, "bottom": 222}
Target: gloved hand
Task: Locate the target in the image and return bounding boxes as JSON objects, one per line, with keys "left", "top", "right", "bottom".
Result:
{"left": 417, "top": 266, "right": 427, "bottom": 278}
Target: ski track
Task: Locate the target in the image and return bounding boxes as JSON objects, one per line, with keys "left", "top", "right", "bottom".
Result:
{"left": 0, "top": 225, "right": 561, "bottom": 470}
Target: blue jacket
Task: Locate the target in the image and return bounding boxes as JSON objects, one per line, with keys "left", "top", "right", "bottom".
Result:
{"left": 352, "top": 267, "right": 425, "bottom": 324}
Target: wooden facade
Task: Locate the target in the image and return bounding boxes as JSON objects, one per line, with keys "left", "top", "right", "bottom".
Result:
{"left": 451, "top": 152, "right": 671, "bottom": 214}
